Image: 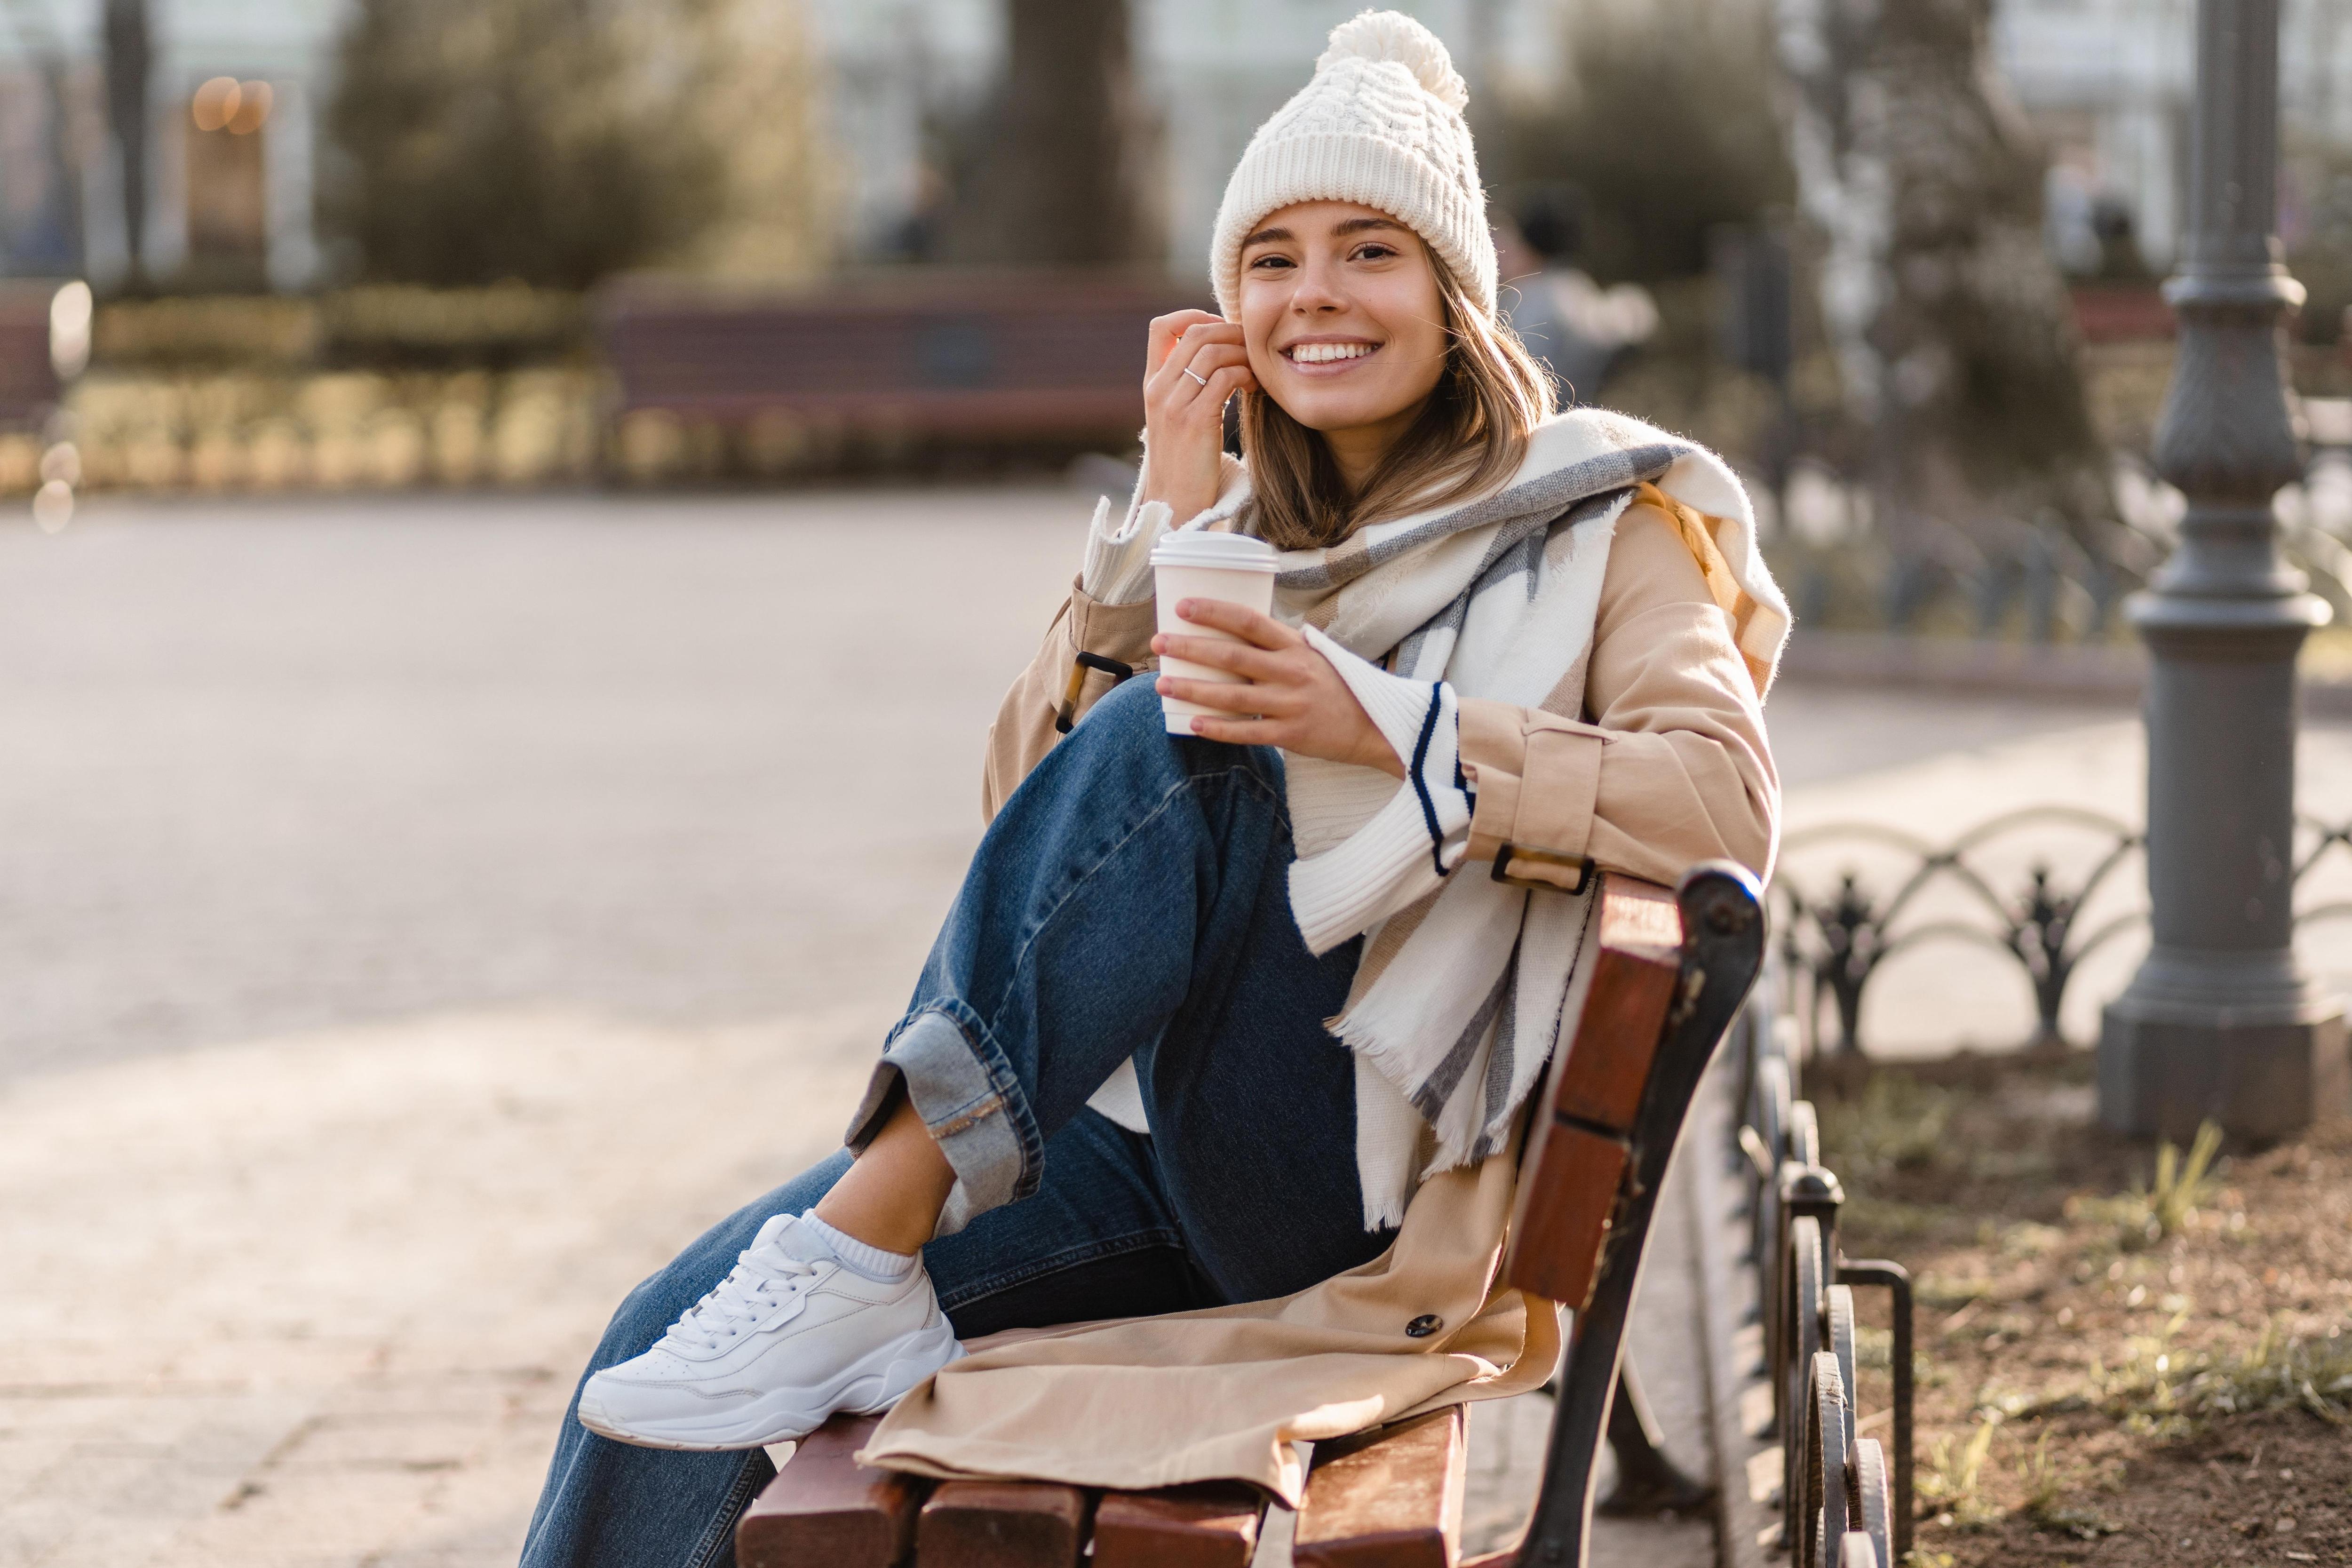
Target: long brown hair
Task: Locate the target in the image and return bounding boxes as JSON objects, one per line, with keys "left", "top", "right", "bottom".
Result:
{"left": 1242, "top": 249, "right": 1555, "bottom": 551}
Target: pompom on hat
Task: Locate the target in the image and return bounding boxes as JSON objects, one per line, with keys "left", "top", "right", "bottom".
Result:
{"left": 1208, "top": 11, "right": 1497, "bottom": 322}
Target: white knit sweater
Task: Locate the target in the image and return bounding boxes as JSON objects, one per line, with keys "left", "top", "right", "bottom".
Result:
{"left": 1075, "top": 456, "right": 1473, "bottom": 1136}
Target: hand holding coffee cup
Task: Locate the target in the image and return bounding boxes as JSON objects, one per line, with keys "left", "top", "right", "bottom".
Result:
{"left": 1150, "top": 533, "right": 1405, "bottom": 778}
{"left": 1150, "top": 531, "right": 1280, "bottom": 734}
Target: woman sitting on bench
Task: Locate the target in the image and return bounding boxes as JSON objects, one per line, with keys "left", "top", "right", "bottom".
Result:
{"left": 524, "top": 13, "right": 1781, "bottom": 1565}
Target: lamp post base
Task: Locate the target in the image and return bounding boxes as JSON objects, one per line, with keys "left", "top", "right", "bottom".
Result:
{"left": 2100, "top": 962, "right": 2348, "bottom": 1140}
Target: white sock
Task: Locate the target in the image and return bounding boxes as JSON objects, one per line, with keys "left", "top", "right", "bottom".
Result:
{"left": 800, "top": 1210, "right": 916, "bottom": 1282}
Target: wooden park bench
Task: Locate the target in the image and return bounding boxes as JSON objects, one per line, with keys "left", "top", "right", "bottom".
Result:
{"left": 596, "top": 274, "right": 1204, "bottom": 456}
{"left": 736, "top": 862, "right": 1768, "bottom": 1568}
{"left": 0, "top": 281, "right": 64, "bottom": 435}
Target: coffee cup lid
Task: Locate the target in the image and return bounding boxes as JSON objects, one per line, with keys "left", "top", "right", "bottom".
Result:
{"left": 1150, "top": 529, "right": 1279, "bottom": 573}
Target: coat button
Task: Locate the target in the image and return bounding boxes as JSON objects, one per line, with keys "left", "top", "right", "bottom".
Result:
{"left": 1406, "top": 1314, "right": 1442, "bottom": 1338}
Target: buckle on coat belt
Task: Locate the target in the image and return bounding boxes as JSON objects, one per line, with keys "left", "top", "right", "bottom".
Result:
{"left": 1492, "top": 843, "right": 1594, "bottom": 894}
{"left": 1055, "top": 652, "right": 1136, "bottom": 733}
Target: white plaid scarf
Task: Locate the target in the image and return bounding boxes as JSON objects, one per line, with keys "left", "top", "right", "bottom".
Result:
{"left": 1257, "top": 408, "right": 1784, "bottom": 1226}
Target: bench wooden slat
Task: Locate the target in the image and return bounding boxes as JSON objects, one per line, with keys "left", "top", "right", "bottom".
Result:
{"left": 1293, "top": 1407, "right": 1466, "bottom": 1568}
{"left": 1502, "top": 874, "right": 1684, "bottom": 1308}
{"left": 1548, "top": 879, "right": 1683, "bottom": 1131}
{"left": 736, "top": 1413, "right": 925, "bottom": 1568}
{"left": 1092, "top": 1482, "right": 1266, "bottom": 1568}
{"left": 1501, "top": 1121, "right": 1629, "bottom": 1307}
{"left": 917, "top": 1478, "right": 1090, "bottom": 1568}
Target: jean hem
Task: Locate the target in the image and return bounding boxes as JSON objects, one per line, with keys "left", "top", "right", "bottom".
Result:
{"left": 851, "top": 1006, "right": 1039, "bottom": 1238}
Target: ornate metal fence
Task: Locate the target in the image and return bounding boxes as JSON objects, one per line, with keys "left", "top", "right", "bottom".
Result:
{"left": 1772, "top": 809, "right": 2352, "bottom": 1057}
{"left": 1736, "top": 983, "right": 1912, "bottom": 1568}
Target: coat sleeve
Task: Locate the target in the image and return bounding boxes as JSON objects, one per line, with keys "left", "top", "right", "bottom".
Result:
{"left": 1457, "top": 499, "right": 1780, "bottom": 890}
{"left": 981, "top": 576, "right": 1161, "bottom": 821}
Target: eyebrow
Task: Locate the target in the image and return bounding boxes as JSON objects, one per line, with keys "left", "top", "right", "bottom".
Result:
{"left": 1241, "top": 216, "right": 1408, "bottom": 248}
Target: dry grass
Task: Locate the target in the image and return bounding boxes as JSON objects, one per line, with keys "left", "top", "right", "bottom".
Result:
{"left": 1809, "top": 1050, "right": 2352, "bottom": 1567}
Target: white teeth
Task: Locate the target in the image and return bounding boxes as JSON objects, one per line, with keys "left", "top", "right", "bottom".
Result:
{"left": 1288, "top": 342, "right": 1376, "bottom": 364}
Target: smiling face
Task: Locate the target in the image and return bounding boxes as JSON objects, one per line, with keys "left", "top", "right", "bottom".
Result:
{"left": 1237, "top": 200, "right": 1451, "bottom": 468}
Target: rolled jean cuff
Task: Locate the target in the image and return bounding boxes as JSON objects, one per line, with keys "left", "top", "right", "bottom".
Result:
{"left": 843, "top": 1007, "right": 1036, "bottom": 1238}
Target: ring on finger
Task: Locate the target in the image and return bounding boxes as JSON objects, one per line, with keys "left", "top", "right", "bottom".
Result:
{"left": 1182, "top": 367, "right": 1209, "bottom": 387}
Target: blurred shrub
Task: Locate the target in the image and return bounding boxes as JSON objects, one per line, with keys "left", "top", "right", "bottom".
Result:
{"left": 0, "top": 434, "right": 40, "bottom": 493}
{"left": 95, "top": 296, "right": 321, "bottom": 368}
{"left": 86, "top": 285, "right": 590, "bottom": 373}
{"left": 322, "top": 285, "right": 588, "bottom": 366}
{"left": 1494, "top": 0, "right": 1792, "bottom": 284}
{"left": 55, "top": 367, "right": 606, "bottom": 494}
{"left": 323, "top": 0, "right": 831, "bottom": 289}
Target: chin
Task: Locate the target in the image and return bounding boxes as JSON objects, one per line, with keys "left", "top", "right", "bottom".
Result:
{"left": 1271, "top": 384, "right": 1417, "bottom": 432}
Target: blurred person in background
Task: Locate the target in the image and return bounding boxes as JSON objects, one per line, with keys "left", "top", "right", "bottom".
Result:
{"left": 1495, "top": 189, "right": 1661, "bottom": 408}
{"left": 524, "top": 16, "right": 1783, "bottom": 1566}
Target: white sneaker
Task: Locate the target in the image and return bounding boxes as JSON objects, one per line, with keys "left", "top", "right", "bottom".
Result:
{"left": 577, "top": 1213, "right": 965, "bottom": 1451}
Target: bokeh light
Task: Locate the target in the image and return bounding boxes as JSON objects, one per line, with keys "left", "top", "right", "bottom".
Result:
{"left": 228, "top": 82, "right": 274, "bottom": 136}
{"left": 48, "top": 281, "right": 91, "bottom": 380}
{"left": 31, "top": 479, "right": 73, "bottom": 533}
{"left": 191, "top": 77, "right": 241, "bottom": 133}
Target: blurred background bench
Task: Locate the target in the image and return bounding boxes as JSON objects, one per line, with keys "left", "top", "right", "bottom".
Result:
{"left": 597, "top": 275, "right": 1205, "bottom": 468}
{"left": 0, "top": 283, "right": 64, "bottom": 435}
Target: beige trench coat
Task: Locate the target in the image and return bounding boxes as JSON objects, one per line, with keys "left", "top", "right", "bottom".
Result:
{"left": 859, "top": 494, "right": 1777, "bottom": 1502}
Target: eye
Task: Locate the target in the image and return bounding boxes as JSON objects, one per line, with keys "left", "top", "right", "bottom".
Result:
{"left": 1248, "top": 253, "right": 1295, "bottom": 272}
{"left": 1350, "top": 242, "right": 1399, "bottom": 262}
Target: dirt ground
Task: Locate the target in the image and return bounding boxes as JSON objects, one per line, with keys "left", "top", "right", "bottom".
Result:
{"left": 1810, "top": 1050, "right": 2352, "bottom": 1568}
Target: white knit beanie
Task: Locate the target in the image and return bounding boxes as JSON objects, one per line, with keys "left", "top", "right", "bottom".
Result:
{"left": 1209, "top": 11, "right": 1496, "bottom": 322}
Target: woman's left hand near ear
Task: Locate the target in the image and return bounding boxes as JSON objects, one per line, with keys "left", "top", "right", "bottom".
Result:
{"left": 1153, "top": 600, "right": 1405, "bottom": 779}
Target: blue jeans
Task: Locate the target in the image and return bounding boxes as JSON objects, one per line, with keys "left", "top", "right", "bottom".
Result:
{"left": 522, "top": 677, "right": 1382, "bottom": 1568}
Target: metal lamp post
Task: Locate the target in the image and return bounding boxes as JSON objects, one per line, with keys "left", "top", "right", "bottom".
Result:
{"left": 2099, "top": 0, "right": 2350, "bottom": 1139}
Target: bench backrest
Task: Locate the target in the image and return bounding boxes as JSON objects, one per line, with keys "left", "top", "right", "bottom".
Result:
{"left": 597, "top": 275, "right": 1204, "bottom": 445}
{"left": 1503, "top": 863, "right": 1765, "bottom": 1568}
{"left": 0, "top": 285, "right": 60, "bottom": 432}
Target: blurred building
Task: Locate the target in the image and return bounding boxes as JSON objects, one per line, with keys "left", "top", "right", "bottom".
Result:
{"left": 816, "top": 0, "right": 2352, "bottom": 282}
{"left": 2, "top": 0, "right": 1570, "bottom": 288}
{"left": 1997, "top": 0, "right": 2352, "bottom": 275}
{"left": 6, "top": 0, "right": 2350, "bottom": 291}
{"left": 0, "top": 0, "right": 334, "bottom": 287}
{"left": 806, "top": 0, "right": 1570, "bottom": 276}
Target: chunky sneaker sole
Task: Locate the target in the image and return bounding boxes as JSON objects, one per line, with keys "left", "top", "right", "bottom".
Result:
{"left": 577, "top": 1307, "right": 966, "bottom": 1451}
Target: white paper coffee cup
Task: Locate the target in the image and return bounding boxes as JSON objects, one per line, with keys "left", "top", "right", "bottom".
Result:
{"left": 1151, "top": 530, "right": 1281, "bottom": 736}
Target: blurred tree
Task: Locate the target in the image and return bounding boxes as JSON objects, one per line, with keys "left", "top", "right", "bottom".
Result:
{"left": 103, "top": 0, "right": 150, "bottom": 284}
{"left": 323, "top": 0, "right": 830, "bottom": 287}
{"left": 944, "top": 0, "right": 1161, "bottom": 266}
{"left": 0, "top": 0, "right": 86, "bottom": 275}
{"left": 636, "top": 0, "right": 835, "bottom": 281}
{"left": 1494, "top": 0, "right": 1792, "bottom": 284}
{"left": 1778, "top": 0, "right": 2111, "bottom": 562}
{"left": 2284, "top": 139, "right": 2352, "bottom": 350}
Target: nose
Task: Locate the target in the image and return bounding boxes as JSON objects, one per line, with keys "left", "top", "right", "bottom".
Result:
{"left": 1290, "top": 251, "right": 1349, "bottom": 315}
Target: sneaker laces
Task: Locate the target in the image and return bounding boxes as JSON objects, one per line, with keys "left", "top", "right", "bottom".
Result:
{"left": 660, "top": 1249, "right": 823, "bottom": 1354}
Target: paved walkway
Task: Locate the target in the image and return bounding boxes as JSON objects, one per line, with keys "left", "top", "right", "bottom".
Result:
{"left": 5, "top": 488, "right": 2349, "bottom": 1567}
{"left": 0, "top": 1007, "right": 881, "bottom": 1567}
